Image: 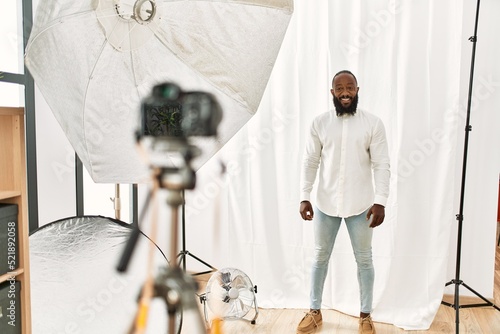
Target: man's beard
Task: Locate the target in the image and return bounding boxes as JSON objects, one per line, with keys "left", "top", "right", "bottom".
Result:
{"left": 333, "top": 94, "right": 359, "bottom": 116}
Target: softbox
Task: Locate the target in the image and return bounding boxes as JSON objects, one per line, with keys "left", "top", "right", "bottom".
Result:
{"left": 25, "top": 0, "right": 294, "bottom": 183}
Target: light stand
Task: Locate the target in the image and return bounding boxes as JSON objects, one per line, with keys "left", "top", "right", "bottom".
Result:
{"left": 177, "top": 190, "right": 217, "bottom": 276}
{"left": 441, "top": 0, "right": 500, "bottom": 332}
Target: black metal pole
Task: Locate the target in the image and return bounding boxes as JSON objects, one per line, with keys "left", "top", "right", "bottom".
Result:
{"left": 177, "top": 190, "right": 217, "bottom": 276}
{"left": 131, "top": 184, "right": 139, "bottom": 225}
{"left": 75, "top": 154, "right": 84, "bottom": 216}
{"left": 22, "top": 0, "right": 40, "bottom": 233}
{"left": 181, "top": 190, "right": 187, "bottom": 272}
{"left": 441, "top": 1, "right": 500, "bottom": 333}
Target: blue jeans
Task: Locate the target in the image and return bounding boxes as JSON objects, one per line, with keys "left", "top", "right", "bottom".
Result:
{"left": 310, "top": 208, "right": 374, "bottom": 313}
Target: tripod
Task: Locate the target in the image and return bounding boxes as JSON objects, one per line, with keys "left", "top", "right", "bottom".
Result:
{"left": 441, "top": 0, "right": 500, "bottom": 332}
{"left": 177, "top": 190, "right": 217, "bottom": 276}
{"left": 117, "top": 140, "right": 208, "bottom": 334}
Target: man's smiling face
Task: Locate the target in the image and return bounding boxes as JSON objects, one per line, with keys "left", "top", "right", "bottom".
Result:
{"left": 331, "top": 72, "right": 359, "bottom": 116}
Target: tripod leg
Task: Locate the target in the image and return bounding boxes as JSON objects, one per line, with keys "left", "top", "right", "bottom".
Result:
{"left": 117, "top": 189, "right": 154, "bottom": 272}
{"left": 186, "top": 251, "right": 217, "bottom": 276}
{"left": 461, "top": 281, "right": 500, "bottom": 311}
{"left": 168, "top": 312, "right": 177, "bottom": 334}
{"left": 176, "top": 251, "right": 216, "bottom": 276}
{"left": 454, "top": 282, "right": 460, "bottom": 334}
{"left": 176, "top": 251, "right": 187, "bottom": 272}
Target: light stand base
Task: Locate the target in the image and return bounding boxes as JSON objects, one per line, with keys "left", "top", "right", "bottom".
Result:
{"left": 177, "top": 251, "right": 217, "bottom": 276}
{"left": 441, "top": 279, "right": 500, "bottom": 311}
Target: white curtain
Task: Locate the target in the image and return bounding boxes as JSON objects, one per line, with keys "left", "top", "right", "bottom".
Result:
{"left": 153, "top": 0, "right": 500, "bottom": 330}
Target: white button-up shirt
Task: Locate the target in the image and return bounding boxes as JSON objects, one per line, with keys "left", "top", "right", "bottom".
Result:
{"left": 300, "top": 109, "right": 390, "bottom": 218}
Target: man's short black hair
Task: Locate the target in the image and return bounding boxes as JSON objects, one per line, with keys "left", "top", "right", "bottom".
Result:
{"left": 332, "top": 70, "right": 358, "bottom": 86}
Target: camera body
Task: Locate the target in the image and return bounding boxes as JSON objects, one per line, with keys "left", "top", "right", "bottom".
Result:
{"left": 139, "top": 83, "right": 222, "bottom": 139}
{"left": 138, "top": 83, "right": 222, "bottom": 190}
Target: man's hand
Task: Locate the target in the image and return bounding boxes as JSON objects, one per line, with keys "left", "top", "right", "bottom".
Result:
{"left": 366, "top": 204, "right": 385, "bottom": 228}
{"left": 299, "top": 201, "right": 314, "bottom": 220}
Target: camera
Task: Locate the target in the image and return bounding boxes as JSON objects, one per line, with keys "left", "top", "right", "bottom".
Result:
{"left": 139, "top": 82, "right": 222, "bottom": 139}
{"left": 137, "top": 83, "right": 223, "bottom": 190}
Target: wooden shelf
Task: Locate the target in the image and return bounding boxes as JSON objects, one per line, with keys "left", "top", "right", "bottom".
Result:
{"left": 0, "top": 268, "right": 25, "bottom": 284}
{"left": 0, "top": 191, "right": 22, "bottom": 201}
{"left": 0, "top": 106, "right": 31, "bottom": 333}
{"left": 0, "top": 107, "right": 23, "bottom": 116}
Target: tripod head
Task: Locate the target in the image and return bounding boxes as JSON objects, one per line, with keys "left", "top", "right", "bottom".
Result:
{"left": 148, "top": 137, "right": 200, "bottom": 192}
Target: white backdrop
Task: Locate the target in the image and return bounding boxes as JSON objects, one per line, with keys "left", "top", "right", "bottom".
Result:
{"left": 168, "top": 0, "right": 500, "bottom": 330}
{"left": 31, "top": 0, "right": 500, "bottom": 331}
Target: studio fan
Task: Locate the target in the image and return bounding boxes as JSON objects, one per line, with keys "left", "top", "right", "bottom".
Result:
{"left": 200, "top": 267, "right": 258, "bottom": 325}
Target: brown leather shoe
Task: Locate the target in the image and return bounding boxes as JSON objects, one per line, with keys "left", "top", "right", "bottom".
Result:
{"left": 359, "top": 315, "right": 376, "bottom": 334}
{"left": 296, "top": 309, "right": 322, "bottom": 334}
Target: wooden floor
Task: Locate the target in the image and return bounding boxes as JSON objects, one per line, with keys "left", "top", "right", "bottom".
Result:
{"left": 188, "top": 230, "right": 500, "bottom": 333}
{"left": 200, "top": 305, "right": 500, "bottom": 333}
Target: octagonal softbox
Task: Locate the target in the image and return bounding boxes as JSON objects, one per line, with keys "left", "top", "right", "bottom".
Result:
{"left": 25, "top": 0, "right": 294, "bottom": 183}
